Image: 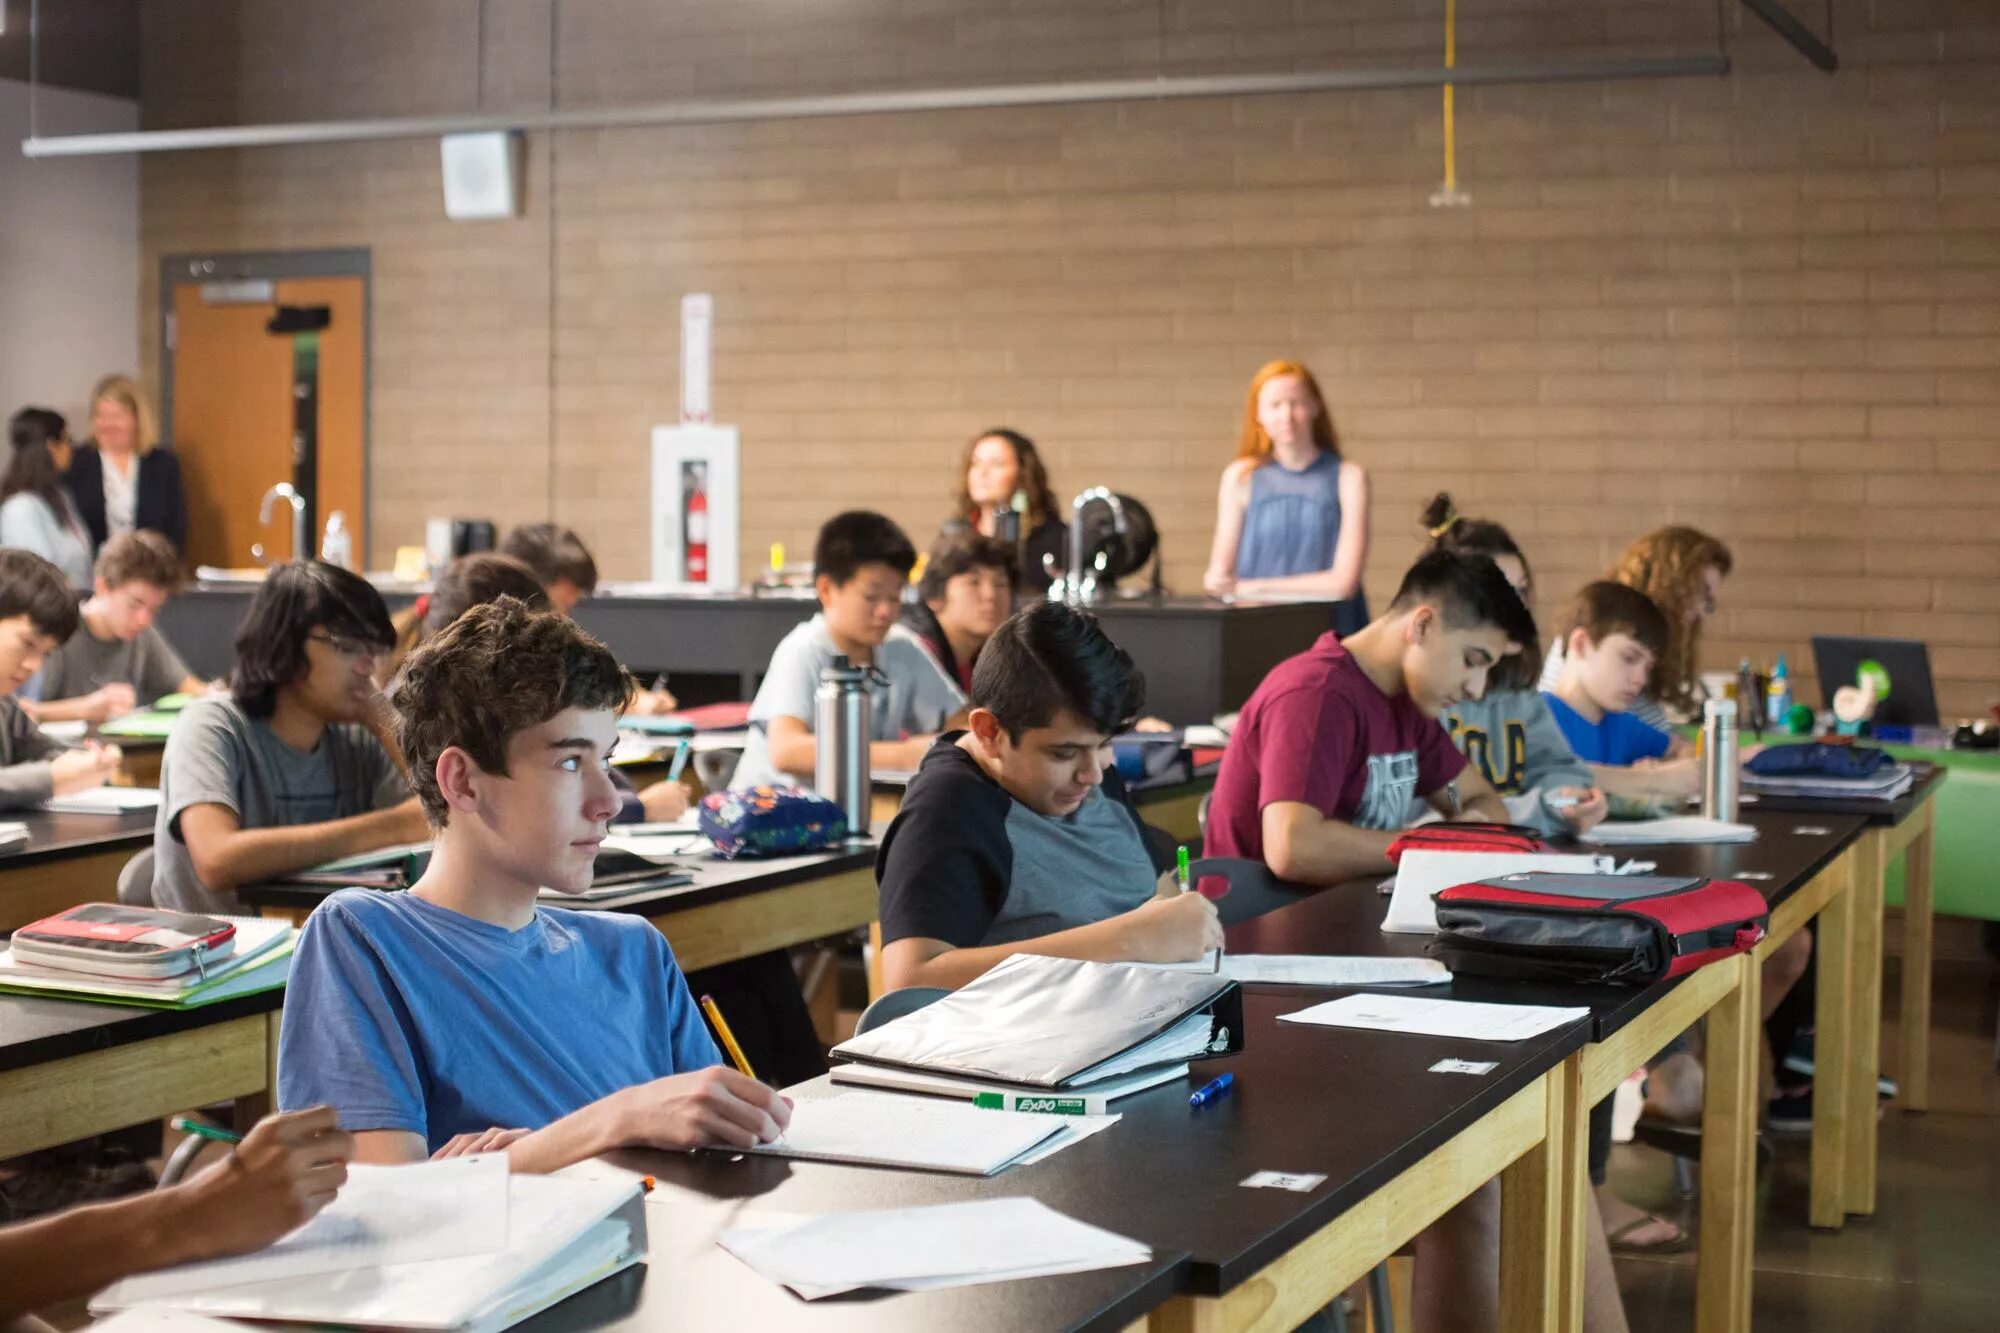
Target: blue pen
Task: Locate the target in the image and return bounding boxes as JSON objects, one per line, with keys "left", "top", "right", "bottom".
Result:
{"left": 1189, "top": 1072, "right": 1235, "bottom": 1109}
{"left": 666, "top": 739, "right": 693, "bottom": 783}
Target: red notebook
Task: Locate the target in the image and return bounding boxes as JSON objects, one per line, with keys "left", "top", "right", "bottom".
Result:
{"left": 11, "top": 904, "right": 237, "bottom": 980}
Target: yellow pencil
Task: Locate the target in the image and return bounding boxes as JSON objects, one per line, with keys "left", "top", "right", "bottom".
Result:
{"left": 700, "top": 993, "right": 757, "bottom": 1080}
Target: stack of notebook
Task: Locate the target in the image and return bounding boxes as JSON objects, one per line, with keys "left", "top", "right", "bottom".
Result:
{"left": 830, "top": 954, "right": 1241, "bottom": 1093}
{"left": 92, "top": 1156, "right": 645, "bottom": 1332}
{"left": 1743, "top": 760, "right": 1916, "bottom": 803}
{"left": 0, "top": 908, "right": 293, "bottom": 1009}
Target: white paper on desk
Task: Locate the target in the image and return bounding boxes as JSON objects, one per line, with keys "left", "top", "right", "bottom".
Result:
{"left": 609, "top": 735, "right": 668, "bottom": 765}
{"left": 718, "top": 1196, "right": 1150, "bottom": 1300}
{"left": 1582, "top": 817, "right": 1757, "bottom": 846}
{"left": 33, "top": 718, "right": 89, "bottom": 742}
{"left": 1383, "top": 850, "right": 1610, "bottom": 934}
{"left": 620, "top": 814, "right": 703, "bottom": 835}
{"left": 1125, "top": 948, "right": 1221, "bottom": 974}
{"left": 742, "top": 1091, "right": 1072, "bottom": 1175}
{"left": 104, "top": 1155, "right": 509, "bottom": 1300}
{"left": 40, "top": 785, "right": 162, "bottom": 813}
{"left": 1012, "top": 1112, "right": 1122, "bottom": 1166}
{"left": 87, "top": 1312, "right": 254, "bottom": 1333}
{"left": 1183, "top": 724, "right": 1230, "bottom": 748}
{"left": 599, "top": 831, "right": 706, "bottom": 862}
{"left": 1222, "top": 955, "right": 1449, "bottom": 988}
{"left": 1280, "top": 993, "right": 1588, "bottom": 1043}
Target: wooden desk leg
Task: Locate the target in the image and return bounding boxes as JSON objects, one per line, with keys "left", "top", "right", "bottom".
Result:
{"left": 866, "top": 920, "right": 886, "bottom": 1002}
{"left": 1809, "top": 848, "right": 1855, "bottom": 1230}
{"left": 1844, "top": 831, "right": 1886, "bottom": 1217}
{"left": 232, "top": 1009, "right": 283, "bottom": 1131}
{"left": 1899, "top": 806, "right": 1935, "bottom": 1113}
{"left": 1697, "top": 952, "right": 1759, "bottom": 1333}
{"left": 1501, "top": 1057, "right": 1584, "bottom": 1333}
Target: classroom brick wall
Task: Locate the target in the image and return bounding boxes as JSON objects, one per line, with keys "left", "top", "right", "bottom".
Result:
{"left": 132, "top": 1, "right": 2000, "bottom": 717}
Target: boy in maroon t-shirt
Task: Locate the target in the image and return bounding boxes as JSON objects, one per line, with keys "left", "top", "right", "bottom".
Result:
{"left": 1209, "top": 550, "right": 1637, "bottom": 1333}
{"left": 1209, "top": 549, "right": 1536, "bottom": 885}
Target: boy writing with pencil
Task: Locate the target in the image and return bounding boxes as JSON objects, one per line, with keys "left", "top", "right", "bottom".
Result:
{"left": 0, "top": 548, "right": 121, "bottom": 810}
{"left": 1205, "top": 550, "right": 1535, "bottom": 886}
{"left": 1540, "top": 580, "right": 1702, "bottom": 810}
{"left": 279, "top": 597, "right": 790, "bottom": 1167}
{"left": 25, "top": 531, "right": 209, "bottom": 725}
{"left": 875, "top": 602, "right": 1220, "bottom": 992}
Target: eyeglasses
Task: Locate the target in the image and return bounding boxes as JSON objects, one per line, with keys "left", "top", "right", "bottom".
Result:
{"left": 309, "top": 631, "right": 388, "bottom": 662}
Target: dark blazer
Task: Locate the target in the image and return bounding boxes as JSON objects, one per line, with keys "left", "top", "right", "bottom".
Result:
{"left": 63, "top": 444, "right": 188, "bottom": 556}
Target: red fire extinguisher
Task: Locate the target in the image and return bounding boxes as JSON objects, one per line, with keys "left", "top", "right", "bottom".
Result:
{"left": 685, "top": 470, "right": 710, "bottom": 583}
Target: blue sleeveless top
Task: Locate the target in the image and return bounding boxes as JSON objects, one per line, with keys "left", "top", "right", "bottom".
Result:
{"left": 1234, "top": 451, "right": 1370, "bottom": 633}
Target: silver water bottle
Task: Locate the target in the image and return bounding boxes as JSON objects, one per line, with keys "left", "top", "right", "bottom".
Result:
{"left": 1702, "top": 697, "right": 1739, "bottom": 822}
{"left": 815, "top": 656, "right": 872, "bottom": 841}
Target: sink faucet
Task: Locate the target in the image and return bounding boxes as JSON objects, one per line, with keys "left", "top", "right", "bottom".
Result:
{"left": 252, "top": 482, "right": 307, "bottom": 567}
{"left": 1048, "top": 487, "right": 1127, "bottom": 606}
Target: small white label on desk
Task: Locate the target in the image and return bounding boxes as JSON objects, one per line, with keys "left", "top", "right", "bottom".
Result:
{"left": 1740, "top": 871, "right": 1774, "bottom": 881}
{"left": 1430, "top": 1058, "right": 1498, "bottom": 1076}
{"left": 1791, "top": 825, "right": 1831, "bottom": 836}
{"left": 1242, "top": 1170, "right": 1326, "bottom": 1193}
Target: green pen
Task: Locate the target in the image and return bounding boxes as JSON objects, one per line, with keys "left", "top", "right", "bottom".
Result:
{"left": 171, "top": 1115, "right": 242, "bottom": 1146}
{"left": 1176, "top": 845, "right": 1190, "bottom": 892}
{"left": 667, "top": 738, "right": 693, "bottom": 783}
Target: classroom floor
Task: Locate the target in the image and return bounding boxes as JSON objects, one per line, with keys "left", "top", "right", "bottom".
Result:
{"left": 1609, "top": 940, "right": 2000, "bottom": 1333}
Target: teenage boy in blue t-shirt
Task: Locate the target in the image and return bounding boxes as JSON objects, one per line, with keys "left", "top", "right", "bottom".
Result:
{"left": 1542, "top": 580, "right": 1701, "bottom": 810}
{"left": 279, "top": 597, "right": 791, "bottom": 1169}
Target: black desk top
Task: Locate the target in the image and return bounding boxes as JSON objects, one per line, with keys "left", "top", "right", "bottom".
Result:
{"left": 611, "top": 989, "right": 1583, "bottom": 1301}
{"left": 1227, "top": 811, "right": 1866, "bottom": 1044}
{"left": 1741, "top": 761, "right": 1945, "bottom": 826}
{"left": 532, "top": 1179, "right": 1186, "bottom": 1333}
{"left": 237, "top": 840, "right": 879, "bottom": 916}
{"left": 181, "top": 582, "right": 1332, "bottom": 620}
{"left": 0, "top": 808, "right": 155, "bottom": 868}
{"left": 0, "top": 985, "right": 283, "bottom": 1074}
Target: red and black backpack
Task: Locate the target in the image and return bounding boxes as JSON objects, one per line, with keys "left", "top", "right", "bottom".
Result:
{"left": 1429, "top": 872, "right": 1768, "bottom": 986}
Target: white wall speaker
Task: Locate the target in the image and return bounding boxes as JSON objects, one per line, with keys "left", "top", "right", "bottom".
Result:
{"left": 439, "top": 131, "right": 524, "bottom": 221}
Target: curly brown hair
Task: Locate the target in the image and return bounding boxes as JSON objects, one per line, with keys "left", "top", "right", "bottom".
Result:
{"left": 952, "top": 428, "right": 1058, "bottom": 531}
{"left": 1609, "top": 526, "right": 1734, "bottom": 715}
{"left": 393, "top": 596, "right": 632, "bottom": 825}
{"left": 94, "top": 530, "right": 182, "bottom": 590}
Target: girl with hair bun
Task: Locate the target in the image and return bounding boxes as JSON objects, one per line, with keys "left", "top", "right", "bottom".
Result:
{"left": 1416, "top": 492, "right": 1605, "bottom": 838}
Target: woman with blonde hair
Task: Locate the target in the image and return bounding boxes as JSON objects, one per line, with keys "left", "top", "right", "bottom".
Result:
{"left": 63, "top": 374, "right": 187, "bottom": 556}
{"left": 1540, "top": 525, "right": 1734, "bottom": 729}
{"left": 1202, "top": 359, "right": 1370, "bottom": 632}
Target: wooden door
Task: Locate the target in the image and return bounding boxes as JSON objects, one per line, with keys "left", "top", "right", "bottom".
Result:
{"left": 169, "top": 277, "right": 365, "bottom": 571}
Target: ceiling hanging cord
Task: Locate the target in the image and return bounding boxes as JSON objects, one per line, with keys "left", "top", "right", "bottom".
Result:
{"left": 1429, "top": 0, "right": 1472, "bottom": 208}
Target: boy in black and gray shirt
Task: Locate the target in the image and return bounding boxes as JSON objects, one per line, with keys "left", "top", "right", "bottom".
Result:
{"left": 875, "top": 602, "right": 1220, "bottom": 992}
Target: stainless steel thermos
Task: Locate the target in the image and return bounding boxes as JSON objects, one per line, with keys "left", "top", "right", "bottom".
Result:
{"left": 815, "top": 656, "right": 872, "bottom": 840}
{"left": 1702, "top": 697, "right": 1739, "bottom": 822}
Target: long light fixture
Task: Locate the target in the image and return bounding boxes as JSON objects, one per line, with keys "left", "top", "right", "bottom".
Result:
{"left": 22, "top": 54, "right": 1729, "bottom": 159}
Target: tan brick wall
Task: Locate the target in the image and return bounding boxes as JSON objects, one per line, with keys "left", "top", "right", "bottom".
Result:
{"left": 136, "top": 1, "right": 2000, "bottom": 717}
